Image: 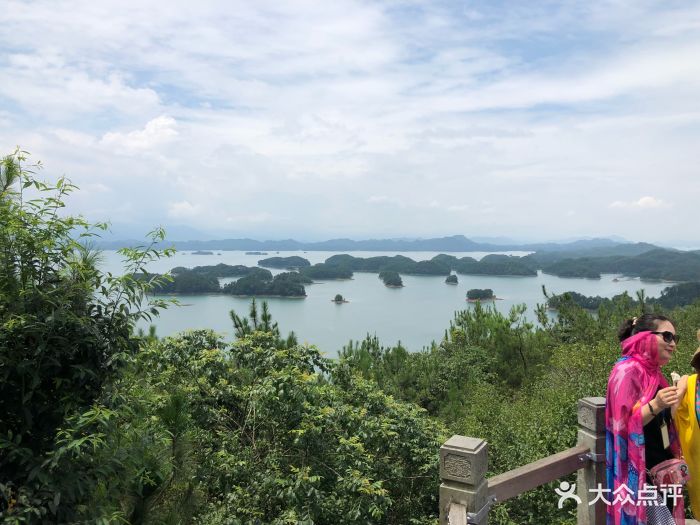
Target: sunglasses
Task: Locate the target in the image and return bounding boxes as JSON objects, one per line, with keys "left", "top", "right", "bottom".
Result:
{"left": 652, "top": 331, "right": 680, "bottom": 344}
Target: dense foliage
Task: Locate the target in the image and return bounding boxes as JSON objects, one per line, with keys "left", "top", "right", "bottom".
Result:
{"left": 152, "top": 271, "right": 221, "bottom": 294}
{"left": 300, "top": 263, "right": 353, "bottom": 280}
{"left": 466, "top": 288, "right": 495, "bottom": 300}
{"left": 149, "top": 265, "right": 313, "bottom": 296}
{"left": 547, "top": 282, "right": 700, "bottom": 311}
{"left": 258, "top": 256, "right": 311, "bottom": 269}
{"left": 540, "top": 249, "right": 700, "bottom": 280}
{"left": 323, "top": 254, "right": 532, "bottom": 277}
{"left": 378, "top": 271, "right": 403, "bottom": 287}
{"left": 0, "top": 150, "right": 173, "bottom": 523}
{"left": 454, "top": 254, "right": 536, "bottom": 276}
{"left": 90, "top": 330, "right": 445, "bottom": 525}
{"left": 173, "top": 263, "right": 272, "bottom": 278}
{"left": 222, "top": 271, "right": 307, "bottom": 297}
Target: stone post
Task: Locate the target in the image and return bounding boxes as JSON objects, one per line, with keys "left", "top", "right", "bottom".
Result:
{"left": 439, "top": 435, "right": 489, "bottom": 525}
{"left": 576, "top": 397, "right": 606, "bottom": 525}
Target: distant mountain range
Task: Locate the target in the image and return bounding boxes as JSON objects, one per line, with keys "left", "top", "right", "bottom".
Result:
{"left": 96, "top": 234, "right": 663, "bottom": 255}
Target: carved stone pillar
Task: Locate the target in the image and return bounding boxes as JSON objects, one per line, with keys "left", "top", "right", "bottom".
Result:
{"left": 576, "top": 397, "right": 606, "bottom": 525}
{"left": 439, "top": 435, "right": 489, "bottom": 525}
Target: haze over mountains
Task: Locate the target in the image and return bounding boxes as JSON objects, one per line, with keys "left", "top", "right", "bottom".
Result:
{"left": 97, "top": 234, "right": 664, "bottom": 255}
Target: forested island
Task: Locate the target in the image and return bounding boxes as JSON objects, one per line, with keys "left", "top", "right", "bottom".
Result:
{"left": 301, "top": 263, "right": 353, "bottom": 279}
{"left": 258, "top": 256, "right": 311, "bottom": 269}
{"left": 323, "top": 253, "right": 534, "bottom": 277}
{"left": 314, "top": 246, "right": 700, "bottom": 283}
{"left": 379, "top": 270, "right": 403, "bottom": 287}
{"left": 533, "top": 248, "right": 700, "bottom": 281}
{"left": 151, "top": 264, "right": 307, "bottom": 297}
{"left": 547, "top": 281, "right": 700, "bottom": 310}
{"left": 150, "top": 249, "right": 700, "bottom": 298}
{"left": 172, "top": 263, "right": 269, "bottom": 278}
{"left": 467, "top": 288, "right": 497, "bottom": 301}
{"left": 223, "top": 271, "right": 307, "bottom": 297}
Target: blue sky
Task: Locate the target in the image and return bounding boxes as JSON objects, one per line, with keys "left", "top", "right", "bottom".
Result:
{"left": 2, "top": 1, "right": 700, "bottom": 244}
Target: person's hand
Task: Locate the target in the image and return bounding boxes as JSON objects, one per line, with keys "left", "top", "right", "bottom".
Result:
{"left": 675, "top": 375, "right": 689, "bottom": 401}
{"left": 654, "top": 386, "right": 679, "bottom": 409}
{"left": 671, "top": 375, "right": 689, "bottom": 415}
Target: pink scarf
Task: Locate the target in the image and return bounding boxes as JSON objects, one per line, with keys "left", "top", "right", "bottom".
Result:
{"left": 605, "top": 331, "right": 684, "bottom": 524}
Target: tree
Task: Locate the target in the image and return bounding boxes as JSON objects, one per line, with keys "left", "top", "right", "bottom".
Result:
{"left": 0, "top": 150, "right": 173, "bottom": 522}
{"left": 467, "top": 288, "right": 495, "bottom": 300}
{"left": 379, "top": 270, "right": 403, "bottom": 287}
{"left": 97, "top": 329, "right": 446, "bottom": 524}
{"left": 229, "top": 298, "right": 298, "bottom": 347}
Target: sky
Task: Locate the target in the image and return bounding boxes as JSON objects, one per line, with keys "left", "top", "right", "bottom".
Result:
{"left": 2, "top": 1, "right": 700, "bottom": 245}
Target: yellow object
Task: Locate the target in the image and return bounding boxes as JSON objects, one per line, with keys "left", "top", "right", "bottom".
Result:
{"left": 674, "top": 373, "right": 700, "bottom": 518}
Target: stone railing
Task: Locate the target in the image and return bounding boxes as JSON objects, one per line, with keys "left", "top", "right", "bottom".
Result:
{"left": 439, "top": 397, "right": 606, "bottom": 525}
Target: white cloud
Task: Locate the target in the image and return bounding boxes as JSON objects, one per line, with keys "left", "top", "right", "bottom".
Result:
{"left": 1, "top": 1, "right": 700, "bottom": 242}
{"left": 609, "top": 197, "right": 670, "bottom": 210}
{"left": 100, "top": 116, "right": 177, "bottom": 154}
{"left": 1, "top": 52, "right": 161, "bottom": 121}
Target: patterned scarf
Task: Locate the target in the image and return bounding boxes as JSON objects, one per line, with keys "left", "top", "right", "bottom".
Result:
{"left": 605, "top": 330, "right": 684, "bottom": 525}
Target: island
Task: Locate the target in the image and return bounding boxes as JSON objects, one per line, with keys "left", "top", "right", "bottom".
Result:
{"left": 301, "top": 263, "right": 353, "bottom": 280}
{"left": 172, "top": 264, "right": 273, "bottom": 279}
{"left": 379, "top": 270, "right": 403, "bottom": 288}
{"left": 538, "top": 249, "right": 700, "bottom": 281}
{"left": 147, "top": 265, "right": 307, "bottom": 297}
{"left": 258, "top": 256, "right": 311, "bottom": 269}
{"left": 324, "top": 254, "right": 449, "bottom": 275}
{"left": 454, "top": 254, "right": 536, "bottom": 277}
{"left": 245, "top": 251, "right": 268, "bottom": 255}
{"left": 547, "top": 282, "right": 700, "bottom": 310}
{"left": 445, "top": 274, "right": 458, "bottom": 285}
{"left": 222, "top": 271, "right": 307, "bottom": 297}
{"left": 192, "top": 250, "right": 214, "bottom": 255}
{"left": 150, "top": 271, "right": 221, "bottom": 294}
{"left": 333, "top": 294, "right": 349, "bottom": 303}
{"left": 322, "top": 253, "right": 533, "bottom": 277}
{"left": 466, "top": 288, "right": 497, "bottom": 302}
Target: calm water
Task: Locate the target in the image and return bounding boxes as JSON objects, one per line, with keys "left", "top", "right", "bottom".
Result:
{"left": 100, "top": 250, "right": 671, "bottom": 356}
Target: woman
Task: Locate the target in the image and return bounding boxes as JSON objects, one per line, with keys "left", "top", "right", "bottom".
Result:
{"left": 672, "top": 331, "right": 700, "bottom": 519}
{"left": 606, "top": 314, "right": 685, "bottom": 525}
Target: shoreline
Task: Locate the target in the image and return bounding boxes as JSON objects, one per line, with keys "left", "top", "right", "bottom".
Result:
{"left": 151, "top": 292, "right": 306, "bottom": 299}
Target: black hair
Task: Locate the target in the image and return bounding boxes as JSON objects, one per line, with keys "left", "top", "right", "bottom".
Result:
{"left": 618, "top": 313, "right": 675, "bottom": 342}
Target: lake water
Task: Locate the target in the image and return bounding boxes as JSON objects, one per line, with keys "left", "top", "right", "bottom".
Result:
{"left": 100, "top": 250, "right": 671, "bottom": 356}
